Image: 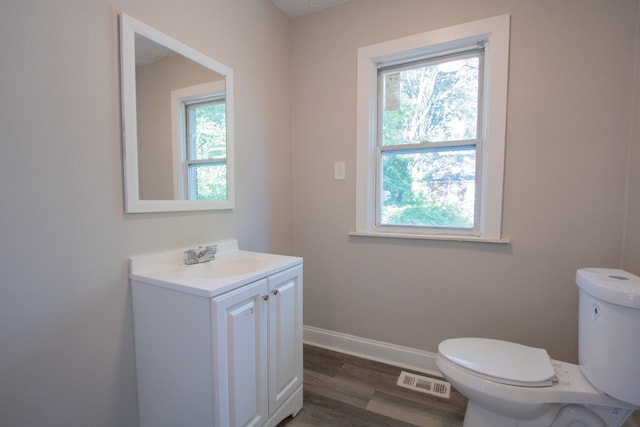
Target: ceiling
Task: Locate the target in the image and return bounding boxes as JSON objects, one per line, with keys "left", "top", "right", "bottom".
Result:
{"left": 272, "top": 0, "right": 350, "bottom": 18}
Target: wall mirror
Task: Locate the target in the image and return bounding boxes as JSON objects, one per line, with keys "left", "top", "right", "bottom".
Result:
{"left": 119, "top": 13, "right": 234, "bottom": 213}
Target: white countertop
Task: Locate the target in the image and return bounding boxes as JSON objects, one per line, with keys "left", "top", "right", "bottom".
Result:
{"left": 129, "top": 239, "right": 302, "bottom": 297}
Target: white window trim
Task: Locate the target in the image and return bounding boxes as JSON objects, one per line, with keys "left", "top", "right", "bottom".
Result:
{"left": 353, "top": 14, "right": 511, "bottom": 243}
{"left": 170, "top": 80, "right": 226, "bottom": 200}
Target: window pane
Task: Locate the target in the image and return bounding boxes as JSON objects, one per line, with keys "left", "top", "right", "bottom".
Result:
{"left": 187, "top": 101, "right": 226, "bottom": 160}
{"left": 381, "top": 55, "right": 479, "bottom": 146}
{"left": 380, "top": 148, "right": 475, "bottom": 228}
{"left": 189, "top": 164, "right": 227, "bottom": 200}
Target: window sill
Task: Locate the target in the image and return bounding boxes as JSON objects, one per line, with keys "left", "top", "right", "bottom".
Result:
{"left": 348, "top": 230, "right": 511, "bottom": 244}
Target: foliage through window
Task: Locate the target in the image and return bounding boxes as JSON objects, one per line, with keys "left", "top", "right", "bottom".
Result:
{"left": 185, "top": 98, "right": 227, "bottom": 200}
{"left": 355, "top": 15, "right": 510, "bottom": 241}
{"left": 378, "top": 51, "right": 482, "bottom": 230}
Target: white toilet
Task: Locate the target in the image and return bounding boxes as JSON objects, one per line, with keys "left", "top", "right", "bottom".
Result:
{"left": 436, "top": 268, "right": 640, "bottom": 427}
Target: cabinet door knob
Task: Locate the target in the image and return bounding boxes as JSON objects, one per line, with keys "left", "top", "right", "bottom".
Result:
{"left": 272, "top": 289, "right": 279, "bottom": 295}
{"left": 262, "top": 294, "right": 269, "bottom": 301}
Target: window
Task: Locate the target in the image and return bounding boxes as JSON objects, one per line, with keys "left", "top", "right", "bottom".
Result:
{"left": 354, "top": 15, "right": 510, "bottom": 242}
{"left": 171, "top": 81, "right": 228, "bottom": 201}
{"left": 184, "top": 97, "right": 227, "bottom": 200}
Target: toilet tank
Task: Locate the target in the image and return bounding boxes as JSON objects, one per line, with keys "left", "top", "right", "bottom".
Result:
{"left": 577, "top": 268, "right": 640, "bottom": 406}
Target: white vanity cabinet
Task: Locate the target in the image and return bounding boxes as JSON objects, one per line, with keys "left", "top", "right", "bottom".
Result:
{"left": 129, "top": 242, "right": 302, "bottom": 427}
{"left": 212, "top": 266, "right": 303, "bottom": 427}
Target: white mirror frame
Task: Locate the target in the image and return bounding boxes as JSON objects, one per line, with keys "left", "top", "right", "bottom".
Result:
{"left": 119, "top": 13, "right": 235, "bottom": 213}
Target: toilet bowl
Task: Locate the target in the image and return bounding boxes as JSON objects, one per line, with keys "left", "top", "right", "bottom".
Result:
{"left": 437, "top": 339, "right": 635, "bottom": 426}
{"left": 436, "top": 268, "right": 640, "bottom": 427}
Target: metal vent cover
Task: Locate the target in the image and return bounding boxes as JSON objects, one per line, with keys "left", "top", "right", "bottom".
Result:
{"left": 397, "top": 371, "right": 451, "bottom": 399}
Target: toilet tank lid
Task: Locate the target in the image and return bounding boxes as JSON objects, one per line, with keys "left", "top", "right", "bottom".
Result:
{"left": 576, "top": 268, "right": 640, "bottom": 309}
{"left": 438, "top": 338, "right": 556, "bottom": 387}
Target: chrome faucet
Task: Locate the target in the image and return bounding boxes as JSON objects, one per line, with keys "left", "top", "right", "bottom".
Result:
{"left": 184, "top": 245, "right": 218, "bottom": 265}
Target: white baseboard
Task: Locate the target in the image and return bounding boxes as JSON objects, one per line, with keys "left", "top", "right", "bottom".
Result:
{"left": 303, "top": 325, "right": 442, "bottom": 377}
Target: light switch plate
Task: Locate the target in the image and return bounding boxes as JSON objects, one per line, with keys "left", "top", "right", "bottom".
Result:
{"left": 334, "top": 161, "right": 345, "bottom": 180}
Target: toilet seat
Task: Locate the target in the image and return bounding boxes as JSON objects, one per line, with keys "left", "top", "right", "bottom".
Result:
{"left": 438, "top": 338, "right": 557, "bottom": 387}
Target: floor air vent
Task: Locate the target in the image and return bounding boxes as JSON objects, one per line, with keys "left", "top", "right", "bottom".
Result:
{"left": 397, "top": 371, "right": 451, "bottom": 399}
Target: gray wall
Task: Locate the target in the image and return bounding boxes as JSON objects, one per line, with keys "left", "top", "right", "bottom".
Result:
{"left": 0, "top": 0, "right": 292, "bottom": 426}
{"left": 624, "top": 4, "right": 640, "bottom": 274}
{"left": 292, "top": 0, "right": 639, "bottom": 364}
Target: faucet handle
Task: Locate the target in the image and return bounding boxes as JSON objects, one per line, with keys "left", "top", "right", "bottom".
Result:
{"left": 184, "top": 249, "right": 198, "bottom": 265}
{"left": 204, "top": 245, "right": 218, "bottom": 260}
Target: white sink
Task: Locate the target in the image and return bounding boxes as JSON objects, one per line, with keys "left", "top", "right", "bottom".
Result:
{"left": 129, "top": 239, "right": 302, "bottom": 297}
{"left": 179, "top": 254, "right": 276, "bottom": 279}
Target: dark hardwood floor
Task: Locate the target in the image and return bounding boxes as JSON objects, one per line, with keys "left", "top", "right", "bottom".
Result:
{"left": 278, "top": 345, "right": 467, "bottom": 426}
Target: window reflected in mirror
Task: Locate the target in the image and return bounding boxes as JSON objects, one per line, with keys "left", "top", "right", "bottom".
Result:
{"left": 180, "top": 82, "right": 227, "bottom": 200}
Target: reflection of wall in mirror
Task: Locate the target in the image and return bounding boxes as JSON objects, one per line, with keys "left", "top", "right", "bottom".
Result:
{"left": 136, "top": 55, "right": 224, "bottom": 200}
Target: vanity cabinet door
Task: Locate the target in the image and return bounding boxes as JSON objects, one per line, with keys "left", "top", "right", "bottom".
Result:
{"left": 212, "top": 279, "right": 269, "bottom": 427}
{"left": 267, "top": 265, "right": 303, "bottom": 415}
